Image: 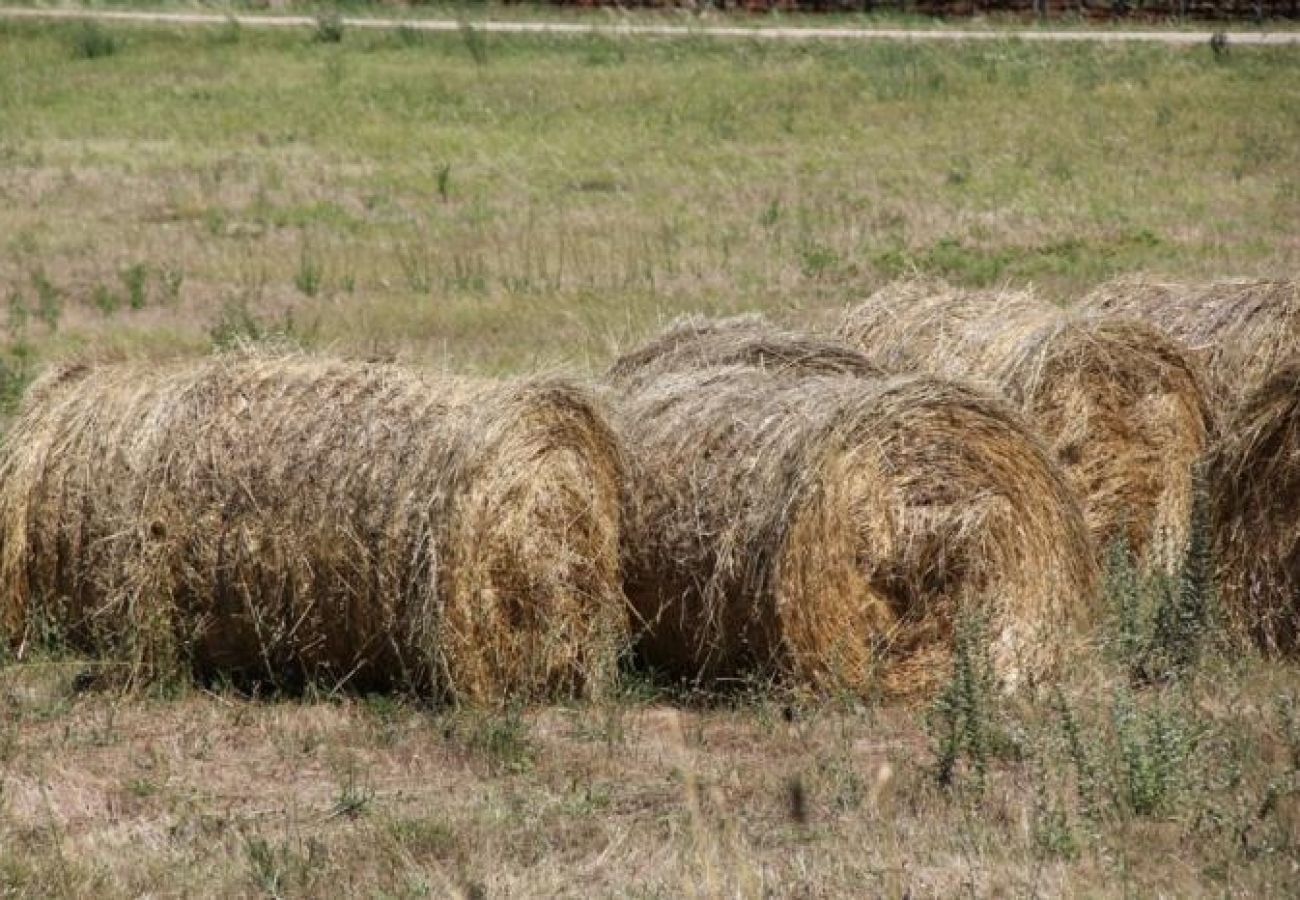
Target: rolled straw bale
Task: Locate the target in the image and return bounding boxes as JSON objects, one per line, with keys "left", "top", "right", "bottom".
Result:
{"left": 606, "top": 314, "right": 885, "bottom": 386}
{"left": 1080, "top": 277, "right": 1300, "bottom": 409}
{"left": 840, "top": 281, "right": 1214, "bottom": 571}
{"left": 1208, "top": 361, "right": 1300, "bottom": 656}
{"left": 604, "top": 338, "right": 1098, "bottom": 699}
{"left": 0, "top": 354, "right": 626, "bottom": 701}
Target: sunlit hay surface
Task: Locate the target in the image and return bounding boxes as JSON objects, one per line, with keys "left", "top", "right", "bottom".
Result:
{"left": 1209, "top": 360, "right": 1300, "bottom": 657}
{"left": 840, "top": 280, "right": 1214, "bottom": 573}
{"left": 604, "top": 329, "right": 1098, "bottom": 700}
{"left": 1081, "top": 277, "right": 1300, "bottom": 411}
{"left": 0, "top": 352, "right": 626, "bottom": 702}
{"left": 605, "top": 314, "right": 885, "bottom": 388}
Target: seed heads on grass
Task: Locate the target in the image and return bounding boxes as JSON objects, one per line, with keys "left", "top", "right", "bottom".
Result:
{"left": 160, "top": 265, "right": 184, "bottom": 305}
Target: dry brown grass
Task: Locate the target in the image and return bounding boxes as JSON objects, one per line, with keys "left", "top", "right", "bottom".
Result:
{"left": 1081, "top": 277, "right": 1300, "bottom": 410}
{"left": 604, "top": 325, "right": 1098, "bottom": 700}
{"left": 840, "top": 280, "right": 1214, "bottom": 572}
{"left": 0, "top": 352, "right": 626, "bottom": 703}
{"left": 1209, "top": 360, "right": 1300, "bottom": 657}
{"left": 4, "top": 654, "right": 1298, "bottom": 899}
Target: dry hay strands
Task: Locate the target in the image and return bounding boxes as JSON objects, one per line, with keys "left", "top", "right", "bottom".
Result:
{"left": 607, "top": 313, "right": 886, "bottom": 387}
{"left": 1080, "top": 277, "right": 1300, "bottom": 410}
{"left": 0, "top": 354, "right": 626, "bottom": 703}
{"left": 604, "top": 351, "right": 1098, "bottom": 701}
{"left": 1209, "top": 360, "right": 1300, "bottom": 656}
{"left": 840, "top": 280, "right": 1214, "bottom": 573}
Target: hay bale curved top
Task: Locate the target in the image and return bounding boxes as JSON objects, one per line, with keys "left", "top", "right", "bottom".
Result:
{"left": 839, "top": 280, "right": 1214, "bottom": 570}
{"left": 604, "top": 353, "right": 1099, "bottom": 700}
{"left": 608, "top": 314, "right": 885, "bottom": 386}
{"left": 1080, "top": 278, "right": 1300, "bottom": 409}
{"left": 0, "top": 353, "right": 626, "bottom": 702}
{"left": 1208, "top": 361, "right": 1300, "bottom": 656}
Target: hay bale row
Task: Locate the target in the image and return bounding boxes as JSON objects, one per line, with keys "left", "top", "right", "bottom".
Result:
{"left": 1209, "top": 361, "right": 1300, "bottom": 656}
{"left": 1079, "top": 277, "right": 1300, "bottom": 658}
{"left": 838, "top": 281, "right": 1214, "bottom": 571}
{"left": 0, "top": 354, "right": 626, "bottom": 702}
{"left": 1081, "top": 277, "right": 1300, "bottom": 410}
{"left": 603, "top": 321, "right": 1099, "bottom": 699}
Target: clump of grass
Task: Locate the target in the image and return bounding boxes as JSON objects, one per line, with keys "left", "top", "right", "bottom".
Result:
{"left": 436, "top": 163, "right": 452, "bottom": 202}
{"left": 92, "top": 283, "right": 121, "bottom": 317}
{"left": 121, "top": 263, "right": 148, "bottom": 310}
{"left": 313, "top": 12, "right": 345, "bottom": 45}
{"left": 928, "top": 614, "right": 1018, "bottom": 793}
{"left": 70, "top": 23, "right": 119, "bottom": 61}
{"left": 6, "top": 290, "right": 27, "bottom": 340}
{"left": 459, "top": 22, "right": 489, "bottom": 66}
{"left": 1103, "top": 486, "right": 1219, "bottom": 686}
{"left": 1111, "top": 686, "right": 1201, "bottom": 817}
{"left": 446, "top": 704, "right": 536, "bottom": 775}
{"left": 30, "top": 269, "right": 61, "bottom": 332}
{"left": 294, "top": 242, "right": 323, "bottom": 297}
{"left": 0, "top": 341, "right": 34, "bottom": 415}
{"left": 329, "top": 759, "right": 375, "bottom": 820}
{"left": 243, "top": 834, "right": 326, "bottom": 897}
{"left": 209, "top": 296, "right": 283, "bottom": 349}
{"left": 213, "top": 15, "right": 241, "bottom": 47}
{"left": 159, "top": 265, "right": 184, "bottom": 305}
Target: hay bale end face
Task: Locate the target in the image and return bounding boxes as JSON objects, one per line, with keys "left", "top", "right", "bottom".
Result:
{"left": 1210, "top": 362, "right": 1300, "bottom": 656}
{"left": 840, "top": 281, "right": 1214, "bottom": 572}
{"left": 1080, "top": 277, "right": 1300, "bottom": 410}
{"left": 606, "top": 328, "right": 1098, "bottom": 699}
{"left": 0, "top": 355, "right": 626, "bottom": 702}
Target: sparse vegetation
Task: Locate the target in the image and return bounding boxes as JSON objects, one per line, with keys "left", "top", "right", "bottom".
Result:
{"left": 0, "top": 22, "right": 1290, "bottom": 376}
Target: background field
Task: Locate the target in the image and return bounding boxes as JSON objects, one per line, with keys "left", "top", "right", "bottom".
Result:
{"left": 0, "top": 20, "right": 1296, "bottom": 386}
{"left": 1, "top": 18, "right": 1299, "bottom": 898}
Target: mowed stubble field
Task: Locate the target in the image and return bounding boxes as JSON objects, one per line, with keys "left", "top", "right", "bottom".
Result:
{"left": 1, "top": 18, "right": 1300, "bottom": 898}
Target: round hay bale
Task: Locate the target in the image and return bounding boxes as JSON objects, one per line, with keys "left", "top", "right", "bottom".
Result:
{"left": 1209, "top": 361, "right": 1300, "bottom": 656}
{"left": 1080, "top": 277, "right": 1300, "bottom": 409}
{"left": 840, "top": 281, "right": 1214, "bottom": 571}
{"left": 608, "top": 314, "right": 885, "bottom": 386}
{"left": 604, "top": 353, "right": 1099, "bottom": 700}
{"left": 0, "top": 354, "right": 626, "bottom": 702}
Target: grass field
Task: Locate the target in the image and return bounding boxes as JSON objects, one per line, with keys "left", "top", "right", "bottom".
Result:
{"left": 1, "top": 17, "right": 1299, "bottom": 898}
{"left": 0, "top": 19, "right": 1296, "bottom": 386}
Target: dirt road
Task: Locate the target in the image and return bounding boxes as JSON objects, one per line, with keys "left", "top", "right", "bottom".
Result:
{"left": 1, "top": 6, "right": 1297, "bottom": 45}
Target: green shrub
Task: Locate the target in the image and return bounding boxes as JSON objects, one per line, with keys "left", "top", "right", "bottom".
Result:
{"left": 313, "top": 13, "right": 345, "bottom": 45}
{"left": 70, "top": 23, "right": 119, "bottom": 60}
